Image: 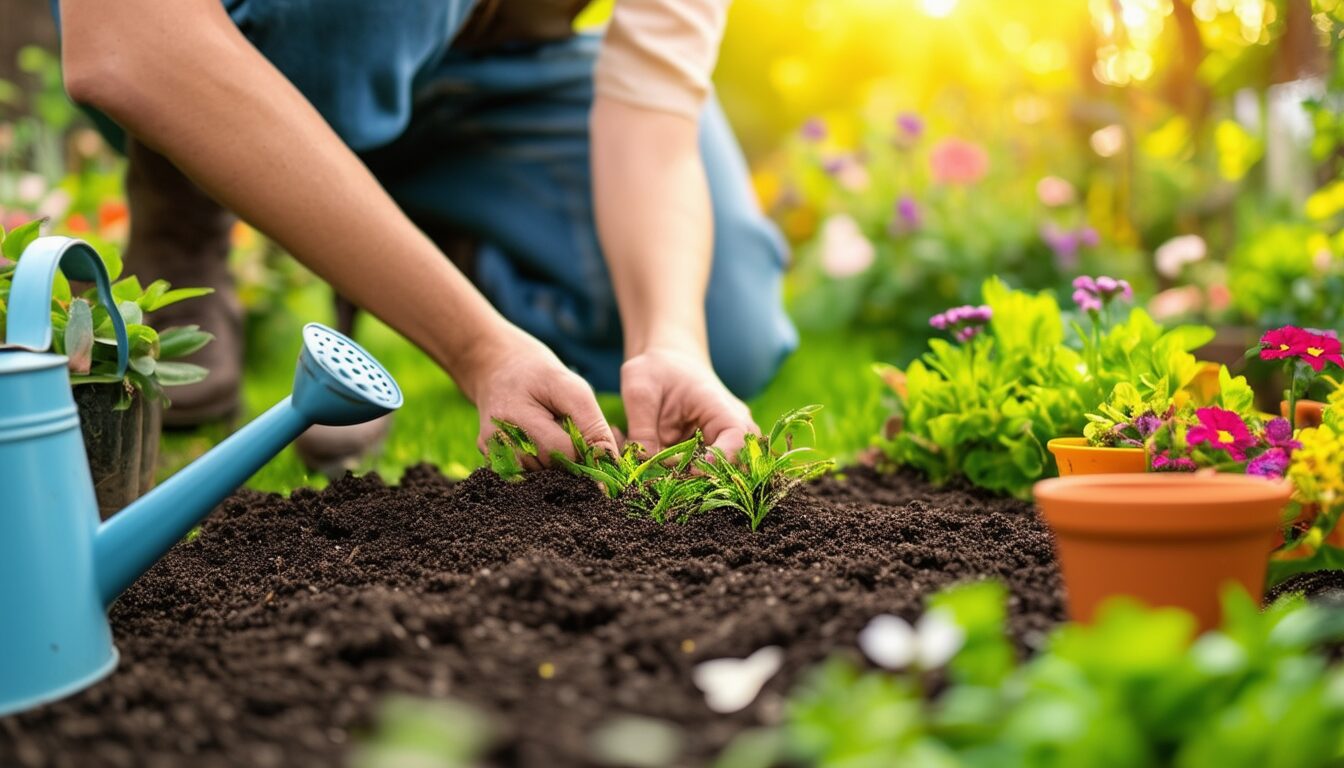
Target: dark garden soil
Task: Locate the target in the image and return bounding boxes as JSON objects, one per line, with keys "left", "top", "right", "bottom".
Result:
{"left": 1268, "top": 569, "right": 1344, "bottom": 608}
{"left": 1, "top": 466, "right": 1065, "bottom": 768}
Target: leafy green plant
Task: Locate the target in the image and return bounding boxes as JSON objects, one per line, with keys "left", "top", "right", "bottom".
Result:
{"left": 718, "top": 582, "right": 1344, "bottom": 768}
{"left": 484, "top": 419, "right": 537, "bottom": 483}
{"left": 882, "top": 277, "right": 1215, "bottom": 498}
{"left": 0, "top": 219, "right": 214, "bottom": 408}
{"left": 698, "top": 405, "right": 834, "bottom": 531}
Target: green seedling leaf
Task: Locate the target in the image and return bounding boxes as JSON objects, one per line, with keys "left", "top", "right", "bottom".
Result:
{"left": 158, "top": 325, "right": 214, "bottom": 360}
{"left": 63, "top": 298, "right": 94, "bottom": 375}
{"left": 0, "top": 218, "right": 45, "bottom": 262}
{"left": 485, "top": 419, "right": 537, "bottom": 483}
{"left": 130, "top": 355, "right": 156, "bottom": 377}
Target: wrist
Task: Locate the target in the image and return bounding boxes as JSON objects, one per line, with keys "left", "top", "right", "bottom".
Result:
{"left": 624, "top": 319, "right": 709, "bottom": 363}
{"left": 441, "top": 314, "right": 518, "bottom": 403}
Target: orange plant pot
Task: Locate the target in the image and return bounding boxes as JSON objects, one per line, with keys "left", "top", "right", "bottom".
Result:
{"left": 1048, "top": 437, "right": 1147, "bottom": 476}
{"left": 1281, "top": 400, "right": 1327, "bottom": 429}
{"left": 1035, "top": 474, "right": 1291, "bottom": 631}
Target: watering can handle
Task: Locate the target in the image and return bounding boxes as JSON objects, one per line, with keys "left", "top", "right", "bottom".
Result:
{"left": 5, "top": 236, "right": 129, "bottom": 378}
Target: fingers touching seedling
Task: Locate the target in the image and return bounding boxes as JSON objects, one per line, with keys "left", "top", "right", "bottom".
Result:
{"left": 485, "top": 406, "right": 832, "bottom": 530}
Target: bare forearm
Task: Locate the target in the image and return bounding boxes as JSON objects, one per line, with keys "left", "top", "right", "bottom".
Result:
{"left": 58, "top": 0, "right": 511, "bottom": 398}
{"left": 591, "top": 97, "right": 712, "bottom": 361}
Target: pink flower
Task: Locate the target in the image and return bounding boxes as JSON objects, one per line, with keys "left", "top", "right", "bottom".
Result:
{"left": 1154, "top": 235, "right": 1207, "bottom": 279}
{"left": 1259, "top": 326, "right": 1344, "bottom": 371}
{"left": 929, "top": 139, "right": 989, "bottom": 186}
{"left": 1148, "top": 286, "right": 1204, "bottom": 321}
{"left": 800, "top": 118, "right": 827, "bottom": 142}
{"left": 819, "top": 214, "right": 875, "bottom": 278}
{"left": 1186, "top": 407, "right": 1255, "bottom": 460}
{"left": 897, "top": 112, "right": 925, "bottom": 140}
{"left": 1072, "top": 275, "right": 1131, "bottom": 313}
{"left": 1151, "top": 451, "right": 1197, "bottom": 472}
{"left": 1036, "top": 176, "right": 1076, "bottom": 207}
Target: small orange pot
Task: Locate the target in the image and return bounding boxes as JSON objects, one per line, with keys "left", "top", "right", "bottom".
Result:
{"left": 1048, "top": 437, "right": 1147, "bottom": 476}
{"left": 1281, "top": 400, "right": 1327, "bottom": 429}
{"left": 1035, "top": 473, "right": 1291, "bottom": 631}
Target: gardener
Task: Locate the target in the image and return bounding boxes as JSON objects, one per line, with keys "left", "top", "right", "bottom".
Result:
{"left": 50, "top": 0, "right": 796, "bottom": 468}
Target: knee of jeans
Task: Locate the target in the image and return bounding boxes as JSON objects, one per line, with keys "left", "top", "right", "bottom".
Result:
{"left": 707, "top": 222, "right": 798, "bottom": 400}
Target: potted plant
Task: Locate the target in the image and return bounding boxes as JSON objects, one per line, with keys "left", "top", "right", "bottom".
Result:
{"left": 0, "top": 219, "right": 213, "bottom": 518}
{"left": 1045, "top": 275, "right": 1219, "bottom": 476}
{"left": 1034, "top": 473, "right": 1290, "bottom": 630}
{"left": 1269, "top": 390, "right": 1344, "bottom": 579}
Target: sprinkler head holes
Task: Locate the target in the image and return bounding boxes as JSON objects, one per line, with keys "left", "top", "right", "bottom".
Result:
{"left": 295, "top": 323, "right": 403, "bottom": 425}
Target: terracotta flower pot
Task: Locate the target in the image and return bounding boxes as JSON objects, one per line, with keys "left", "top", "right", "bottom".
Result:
{"left": 1047, "top": 437, "right": 1147, "bottom": 476}
{"left": 1035, "top": 473, "right": 1290, "bottom": 631}
{"left": 1281, "top": 400, "right": 1327, "bottom": 429}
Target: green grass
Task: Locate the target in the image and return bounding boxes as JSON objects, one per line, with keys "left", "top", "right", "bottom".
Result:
{"left": 160, "top": 274, "right": 889, "bottom": 494}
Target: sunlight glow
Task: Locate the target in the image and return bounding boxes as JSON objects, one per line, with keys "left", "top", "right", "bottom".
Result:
{"left": 920, "top": 0, "right": 958, "bottom": 19}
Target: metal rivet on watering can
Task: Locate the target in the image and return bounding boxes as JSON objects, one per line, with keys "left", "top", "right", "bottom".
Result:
{"left": 0, "top": 237, "right": 403, "bottom": 717}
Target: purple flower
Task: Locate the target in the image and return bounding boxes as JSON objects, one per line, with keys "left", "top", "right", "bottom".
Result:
{"left": 1152, "top": 451, "right": 1197, "bottom": 472}
{"left": 897, "top": 112, "right": 925, "bottom": 141}
{"left": 1134, "top": 412, "right": 1163, "bottom": 438}
{"left": 1247, "top": 447, "right": 1291, "bottom": 478}
{"left": 896, "top": 196, "right": 922, "bottom": 230}
{"left": 1072, "top": 274, "right": 1132, "bottom": 313}
{"left": 1072, "top": 288, "right": 1103, "bottom": 313}
{"left": 801, "top": 118, "right": 828, "bottom": 142}
{"left": 1264, "top": 418, "right": 1298, "bottom": 449}
{"left": 930, "top": 304, "right": 992, "bottom": 343}
{"left": 1078, "top": 227, "right": 1101, "bottom": 248}
{"left": 1044, "top": 225, "right": 1102, "bottom": 269}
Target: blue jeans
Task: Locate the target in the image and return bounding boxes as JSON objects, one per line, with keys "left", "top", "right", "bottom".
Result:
{"left": 61, "top": 0, "right": 799, "bottom": 397}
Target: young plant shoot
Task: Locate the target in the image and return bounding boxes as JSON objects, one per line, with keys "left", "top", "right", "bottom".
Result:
{"left": 698, "top": 405, "right": 834, "bottom": 531}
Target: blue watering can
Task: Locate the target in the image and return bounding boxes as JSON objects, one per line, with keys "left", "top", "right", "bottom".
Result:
{"left": 0, "top": 237, "right": 403, "bottom": 716}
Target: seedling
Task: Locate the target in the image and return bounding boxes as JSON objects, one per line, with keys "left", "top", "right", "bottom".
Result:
{"left": 551, "top": 417, "right": 707, "bottom": 521}
{"left": 485, "top": 419, "right": 537, "bottom": 483}
{"left": 698, "top": 405, "right": 834, "bottom": 531}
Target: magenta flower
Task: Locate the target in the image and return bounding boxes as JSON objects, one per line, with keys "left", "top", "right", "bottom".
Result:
{"left": 1259, "top": 326, "right": 1344, "bottom": 371}
{"left": 1043, "top": 225, "right": 1101, "bottom": 269}
{"left": 1151, "top": 451, "right": 1197, "bottom": 472}
{"left": 1247, "top": 447, "right": 1292, "bottom": 478}
{"left": 1186, "top": 408, "right": 1256, "bottom": 460}
{"left": 1072, "top": 288, "right": 1103, "bottom": 313}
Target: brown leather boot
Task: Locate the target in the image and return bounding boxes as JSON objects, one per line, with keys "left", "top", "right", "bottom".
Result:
{"left": 124, "top": 139, "right": 243, "bottom": 427}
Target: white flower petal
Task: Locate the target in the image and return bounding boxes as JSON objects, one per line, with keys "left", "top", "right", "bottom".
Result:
{"left": 857, "top": 614, "right": 916, "bottom": 669}
{"left": 693, "top": 646, "right": 783, "bottom": 714}
{"left": 915, "top": 609, "right": 966, "bottom": 669}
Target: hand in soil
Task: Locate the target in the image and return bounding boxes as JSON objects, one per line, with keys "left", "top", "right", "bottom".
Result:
{"left": 465, "top": 328, "right": 617, "bottom": 466}
{"left": 621, "top": 346, "right": 758, "bottom": 455}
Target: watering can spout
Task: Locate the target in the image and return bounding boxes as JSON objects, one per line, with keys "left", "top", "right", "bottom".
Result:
{"left": 94, "top": 324, "right": 402, "bottom": 605}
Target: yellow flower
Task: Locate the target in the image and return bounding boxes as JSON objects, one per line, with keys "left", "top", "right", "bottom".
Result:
{"left": 1289, "top": 425, "right": 1344, "bottom": 512}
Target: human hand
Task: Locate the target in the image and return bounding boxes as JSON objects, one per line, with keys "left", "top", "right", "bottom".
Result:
{"left": 459, "top": 326, "right": 616, "bottom": 468}
{"left": 621, "top": 345, "right": 758, "bottom": 457}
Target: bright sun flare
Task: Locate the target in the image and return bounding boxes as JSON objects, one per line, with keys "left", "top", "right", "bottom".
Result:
{"left": 920, "top": 0, "right": 958, "bottom": 19}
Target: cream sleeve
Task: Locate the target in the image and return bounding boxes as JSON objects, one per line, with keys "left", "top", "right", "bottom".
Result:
{"left": 593, "top": 0, "right": 731, "bottom": 119}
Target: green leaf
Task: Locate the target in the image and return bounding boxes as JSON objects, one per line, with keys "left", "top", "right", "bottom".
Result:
{"left": 0, "top": 218, "right": 44, "bottom": 262}
{"left": 157, "top": 325, "right": 213, "bottom": 360}
{"left": 152, "top": 360, "right": 208, "bottom": 386}
{"left": 146, "top": 287, "right": 213, "bottom": 313}
{"left": 130, "top": 355, "right": 156, "bottom": 376}
{"left": 111, "top": 276, "right": 144, "bottom": 304}
{"left": 117, "top": 300, "right": 143, "bottom": 327}
{"left": 63, "top": 298, "right": 95, "bottom": 375}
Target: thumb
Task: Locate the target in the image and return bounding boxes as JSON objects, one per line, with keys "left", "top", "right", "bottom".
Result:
{"left": 547, "top": 375, "right": 617, "bottom": 458}
{"left": 622, "top": 379, "right": 663, "bottom": 455}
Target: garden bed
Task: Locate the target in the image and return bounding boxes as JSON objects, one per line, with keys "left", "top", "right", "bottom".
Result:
{"left": 0, "top": 466, "right": 1065, "bottom": 767}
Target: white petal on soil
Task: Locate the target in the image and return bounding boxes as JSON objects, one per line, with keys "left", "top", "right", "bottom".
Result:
{"left": 857, "top": 614, "right": 916, "bottom": 669}
{"left": 692, "top": 646, "right": 784, "bottom": 714}
{"left": 915, "top": 609, "right": 966, "bottom": 669}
